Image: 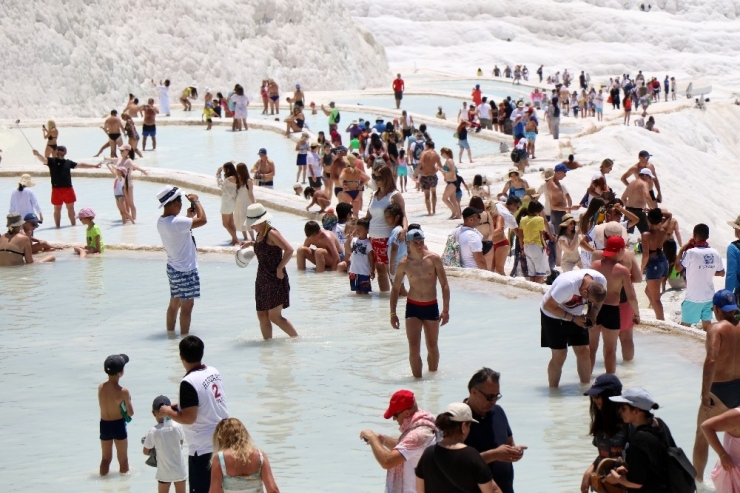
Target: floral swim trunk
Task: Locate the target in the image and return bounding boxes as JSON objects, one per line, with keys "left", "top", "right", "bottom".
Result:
{"left": 370, "top": 237, "right": 389, "bottom": 265}
{"left": 420, "top": 174, "right": 438, "bottom": 190}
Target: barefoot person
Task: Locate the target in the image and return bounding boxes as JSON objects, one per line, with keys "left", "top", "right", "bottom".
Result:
{"left": 103, "top": 110, "right": 126, "bottom": 158}
{"left": 390, "top": 228, "right": 450, "bottom": 378}
{"left": 32, "top": 147, "right": 101, "bottom": 228}
{"left": 296, "top": 220, "right": 340, "bottom": 272}
{"left": 418, "top": 141, "right": 442, "bottom": 216}
{"left": 693, "top": 289, "right": 740, "bottom": 482}
{"left": 540, "top": 269, "right": 607, "bottom": 388}
{"left": 589, "top": 236, "right": 640, "bottom": 374}
{"left": 98, "top": 354, "right": 133, "bottom": 476}
{"left": 140, "top": 98, "right": 159, "bottom": 151}
{"left": 241, "top": 204, "right": 299, "bottom": 340}
{"left": 640, "top": 207, "right": 672, "bottom": 321}
{"left": 156, "top": 186, "right": 207, "bottom": 334}
{"left": 0, "top": 213, "right": 54, "bottom": 266}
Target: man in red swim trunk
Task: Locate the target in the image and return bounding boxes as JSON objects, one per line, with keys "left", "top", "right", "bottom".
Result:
{"left": 33, "top": 146, "right": 101, "bottom": 227}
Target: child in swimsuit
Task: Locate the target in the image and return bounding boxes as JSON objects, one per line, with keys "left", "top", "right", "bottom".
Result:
{"left": 107, "top": 164, "right": 133, "bottom": 224}
{"left": 396, "top": 150, "right": 408, "bottom": 192}
{"left": 98, "top": 353, "right": 133, "bottom": 476}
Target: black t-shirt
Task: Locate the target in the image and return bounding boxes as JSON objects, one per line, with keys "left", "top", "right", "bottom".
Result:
{"left": 179, "top": 381, "right": 199, "bottom": 409}
{"left": 46, "top": 158, "right": 77, "bottom": 188}
{"left": 465, "top": 404, "right": 515, "bottom": 493}
{"left": 415, "top": 444, "right": 492, "bottom": 493}
{"left": 624, "top": 419, "right": 672, "bottom": 493}
{"left": 458, "top": 127, "right": 468, "bottom": 140}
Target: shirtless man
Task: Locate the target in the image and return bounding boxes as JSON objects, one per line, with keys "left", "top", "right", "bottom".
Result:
{"left": 693, "top": 289, "right": 740, "bottom": 480}
{"left": 418, "top": 141, "right": 442, "bottom": 216}
{"left": 589, "top": 236, "right": 639, "bottom": 374}
{"left": 252, "top": 148, "right": 276, "bottom": 187}
{"left": 620, "top": 150, "right": 662, "bottom": 203}
{"left": 296, "top": 220, "right": 340, "bottom": 272}
{"left": 390, "top": 229, "right": 450, "bottom": 378}
{"left": 620, "top": 168, "right": 656, "bottom": 234}
{"left": 547, "top": 163, "right": 573, "bottom": 231}
{"left": 103, "top": 110, "right": 126, "bottom": 158}
{"left": 287, "top": 84, "right": 305, "bottom": 111}
{"left": 123, "top": 95, "right": 140, "bottom": 117}
{"left": 140, "top": 98, "right": 159, "bottom": 151}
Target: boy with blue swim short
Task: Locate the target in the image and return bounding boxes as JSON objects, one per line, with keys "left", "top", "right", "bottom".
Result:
{"left": 98, "top": 353, "right": 134, "bottom": 476}
{"left": 676, "top": 223, "right": 725, "bottom": 330}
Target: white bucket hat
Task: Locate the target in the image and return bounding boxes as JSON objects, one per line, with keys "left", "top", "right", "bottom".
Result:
{"left": 245, "top": 203, "right": 272, "bottom": 228}
{"left": 19, "top": 174, "right": 36, "bottom": 187}
{"left": 156, "top": 185, "right": 183, "bottom": 208}
{"left": 235, "top": 246, "right": 253, "bottom": 268}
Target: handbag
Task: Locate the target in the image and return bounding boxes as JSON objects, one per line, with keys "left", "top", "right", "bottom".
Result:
{"left": 590, "top": 458, "right": 627, "bottom": 493}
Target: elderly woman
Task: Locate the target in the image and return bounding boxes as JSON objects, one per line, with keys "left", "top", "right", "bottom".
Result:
{"left": 415, "top": 403, "right": 502, "bottom": 493}
{"left": 0, "top": 213, "right": 54, "bottom": 266}
{"left": 9, "top": 174, "right": 43, "bottom": 221}
{"left": 241, "top": 204, "right": 298, "bottom": 340}
{"left": 365, "top": 165, "right": 407, "bottom": 292}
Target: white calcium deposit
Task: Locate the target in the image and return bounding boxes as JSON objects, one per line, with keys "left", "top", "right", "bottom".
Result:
{"left": 0, "top": 0, "right": 389, "bottom": 117}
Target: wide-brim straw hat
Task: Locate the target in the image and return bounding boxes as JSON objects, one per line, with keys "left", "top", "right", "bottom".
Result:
{"left": 246, "top": 203, "right": 272, "bottom": 228}
{"left": 19, "top": 174, "right": 35, "bottom": 187}
{"left": 728, "top": 215, "right": 740, "bottom": 230}
{"left": 541, "top": 168, "right": 555, "bottom": 181}
{"left": 508, "top": 167, "right": 521, "bottom": 176}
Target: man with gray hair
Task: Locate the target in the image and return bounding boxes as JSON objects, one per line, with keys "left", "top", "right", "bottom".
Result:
{"left": 540, "top": 269, "right": 607, "bottom": 387}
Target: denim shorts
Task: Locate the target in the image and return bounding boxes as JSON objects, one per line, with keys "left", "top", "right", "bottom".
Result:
{"left": 645, "top": 253, "right": 669, "bottom": 280}
{"left": 458, "top": 139, "right": 470, "bottom": 150}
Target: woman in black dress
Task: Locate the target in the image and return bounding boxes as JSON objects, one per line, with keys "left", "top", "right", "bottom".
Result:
{"left": 241, "top": 204, "right": 298, "bottom": 340}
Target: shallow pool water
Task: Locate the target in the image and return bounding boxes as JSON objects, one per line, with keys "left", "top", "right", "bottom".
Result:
{"left": 334, "top": 94, "right": 468, "bottom": 119}
{"left": 0, "top": 178, "right": 310, "bottom": 248}
{"left": 0, "top": 254, "right": 714, "bottom": 492}
{"left": 415, "top": 79, "right": 537, "bottom": 99}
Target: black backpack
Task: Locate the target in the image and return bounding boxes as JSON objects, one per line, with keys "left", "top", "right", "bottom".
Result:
{"left": 335, "top": 111, "right": 341, "bottom": 123}
{"left": 510, "top": 148, "right": 524, "bottom": 163}
{"left": 413, "top": 141, "right": 425, "bottom": 161}
{"left": 638, "top": 420, "right": 696, "bottom": 493}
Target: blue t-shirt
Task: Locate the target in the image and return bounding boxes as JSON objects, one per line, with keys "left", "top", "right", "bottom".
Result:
{"left": 388, "top": 226, "right": 407, "bottom": 272}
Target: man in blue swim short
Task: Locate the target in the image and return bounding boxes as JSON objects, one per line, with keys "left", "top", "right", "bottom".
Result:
{"left": 390, "top": 228, "right": 450, "bottom": 378}
{"left": 156, "top": 185, "right": 208, "bottom": 334}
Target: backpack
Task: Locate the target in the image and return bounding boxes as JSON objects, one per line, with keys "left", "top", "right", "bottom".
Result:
{"left": 511, "top": 148, "right": 525, "bottom": 163}
{"left": 413, "top": 141, "right": 425, "bottom": 161}
{"left": 442, "top": 227, "right": 462, "bottom": 267}
{"left": 637, "top": 420, "right": 697, "bottom": 493}
{"left": 552, "top": 104, "right": 561, "bottom": 118}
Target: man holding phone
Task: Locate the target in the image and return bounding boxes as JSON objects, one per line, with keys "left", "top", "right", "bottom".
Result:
{"left": 156, "top": 185, "right": 207, "bottom": 335}
{"left": 540, "top": 269, "right": 607, "bottom": 388}
{"left": 464, "top": 368, "right": 525, "bottom": 493}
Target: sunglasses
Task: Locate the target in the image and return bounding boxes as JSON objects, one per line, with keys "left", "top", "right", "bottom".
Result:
{"left": 475, "top": 388, "right": 502, "bottom": 402}
{"left": 372, "top": 174, "right": 381, "bottom": 181}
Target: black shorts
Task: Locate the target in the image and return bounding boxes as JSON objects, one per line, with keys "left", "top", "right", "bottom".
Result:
{"left": 403, "top": 129, "right": 412, "bottom": 138}
{"left": 99, "top": 418, "right": 127, "bottom": 441}
{"left": 626, "top": 207, "right": 648, "bottom": 234}
{"left": 395, "top": 91, "right": 403, "bottom": 101}
{"left": 596, "top": 304, "right": 621, "bottom": 330}
{"left": 308, "top": 177, "right": 322, "bottom": 188}
{"left": 188, "top": 452, "right": 212, "bottom": 493}
{"left": 405, "top": 299, "right": 440, "bottom": 321}
{"left": 540, "top": 310, "right": 589, "bottom": 349}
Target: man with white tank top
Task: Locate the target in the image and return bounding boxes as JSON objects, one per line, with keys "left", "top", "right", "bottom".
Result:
{"left": 158, "top": 335, "right": 228, "bottom": 493}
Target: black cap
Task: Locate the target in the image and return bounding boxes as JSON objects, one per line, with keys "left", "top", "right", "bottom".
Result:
{"left": 584, "top": 373, "right": 623, "bottom": 396}
{"left": 638, "top": 150, "right": 651, "bottom": 158}
{"left": 152, "top": 395, "right": 171, "bottom": 411}
{"left": 462, "top": 207, "right": 482, "bottom": 219}
{"left": 104, "top": 354, "right": 129, "bottom": 375}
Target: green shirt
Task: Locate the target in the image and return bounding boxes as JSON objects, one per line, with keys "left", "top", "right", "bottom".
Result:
{"left": 328, "top": 108, "right": 339, "bottom": 125}
{"left": 86, "top": 224, "right": 105, "bottom": 252}
{"left": 350, "top": 138, "right": 360, "bottom": 151}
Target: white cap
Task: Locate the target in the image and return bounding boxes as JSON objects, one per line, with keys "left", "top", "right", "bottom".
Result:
{"left": 445, "top": 402, "right": 479, "bottom": 423}
{"left": 639, "top": 168, "right": 654, "bottom": 179}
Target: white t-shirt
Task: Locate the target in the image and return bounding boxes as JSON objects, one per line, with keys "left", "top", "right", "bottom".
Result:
{"left": 9, "top": 188, "right": 42, "bottom": 218}
{"left": 478, "top": 103, "right": 492, "bottom": 120}
{"left": 307, "top": 152, "right": 322, "bottom": 178}
{"left": 157, "top": 216, "right": 197, "bottom": 272}
{"left": 333, "top": 223, "right": 346, "bottom": 255}
{"left": 392, "top": 427, "right": 437, "bottom": 493}
{"left": 541, "top": 269, "right": 607, "bottom": 318}
{"left": 459, "top": 226, "right": 483, "bottom": 269}
{"left": 349, "top": 237, "right": 373, "bottom": 275}
{"left": 594, "top": 94, "right": 604, "bottom": 109}
{"left": 510, "top": 108, "right": 525, "bottom": 123}
{"left": 181, "top": 366, "right": 229, "bottom": 455}
{"left": 143, "top": 421, "right": 188, "bottom": 482}
{"left": 681, "top": 246, "right": 724, "bottom": 302}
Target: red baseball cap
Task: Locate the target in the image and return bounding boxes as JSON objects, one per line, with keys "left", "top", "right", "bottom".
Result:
{"left": 383, "top": 390, "right": 415, "bottom": 419}
{"left": 603, "top": 235, "right": 626, "bottom": 258}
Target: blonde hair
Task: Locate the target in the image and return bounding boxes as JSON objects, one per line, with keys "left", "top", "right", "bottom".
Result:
{"left": 47, "top": 120, "right": 57, "bottom": 131}
{"left": 211, "top": 418, "right": 255, "bottom": 466}
{"left": 485, "top": 200, "right": 499, "bottom": 217}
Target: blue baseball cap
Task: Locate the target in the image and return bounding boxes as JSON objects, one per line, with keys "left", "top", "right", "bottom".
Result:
{"left": 713, "top": 290, "right": 739, "bottom": 312}
{"left": 406, "top": 229, "right": 425, "bottom": 242}
{"left": 23, "top": 213, "right": 42, "bottom": 224}
{"left": 258, "top": 148, "right": 267, "bottom": 155}
{"left": 554, "top": 163, "right": 568, "bottom": 173}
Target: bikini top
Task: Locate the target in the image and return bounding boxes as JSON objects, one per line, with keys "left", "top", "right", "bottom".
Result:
{"left": 0, "top": 248, "right": 24, "bottom": 256}
{"left": 218, "top": 450, "right": 263, "bottom": 492}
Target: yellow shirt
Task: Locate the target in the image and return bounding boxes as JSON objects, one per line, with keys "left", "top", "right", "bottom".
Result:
{"left": 520, "top": 215, "right": 545, "bottom": 246}
{"left": 203, "top": 107, "right": 216, "bottom": 119}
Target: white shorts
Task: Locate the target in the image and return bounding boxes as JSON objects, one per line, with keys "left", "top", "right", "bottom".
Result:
{"left": 524, "top": 244, "right": 549, "bottom": 276}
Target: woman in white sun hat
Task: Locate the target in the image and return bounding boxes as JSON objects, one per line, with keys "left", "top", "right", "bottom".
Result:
{"left": 9, "top": 174, "right": 43, "bottom": 221}
{"left": 240, "top": 204, "right": 298, "bottom": 340}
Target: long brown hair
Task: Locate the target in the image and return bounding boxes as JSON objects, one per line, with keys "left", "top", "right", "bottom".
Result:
{"left": 223, "top": 162, "right": 237, "bottom": 179}
{"left": 373, "top": 165, "right": 397, "bottom": 196}
{"left": 236, "top": 163, "right": 251, "bottom": 190}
